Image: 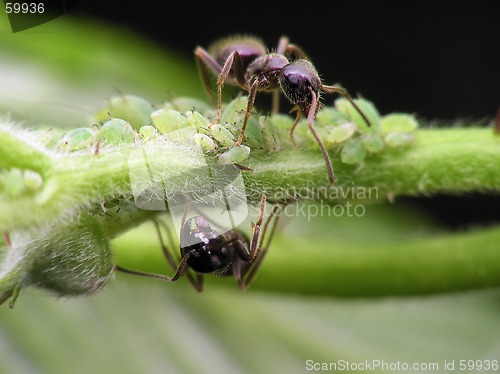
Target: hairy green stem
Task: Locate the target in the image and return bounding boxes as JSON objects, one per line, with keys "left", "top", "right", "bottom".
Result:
{"left": 1, "top": 126, "right": 499, "bottom": 233}
{"left": 248, "top": 128, "right": 500, "bottom": 201}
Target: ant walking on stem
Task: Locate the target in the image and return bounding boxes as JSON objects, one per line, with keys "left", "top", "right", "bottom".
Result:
{"left": 115, "top": 195, "right": 280, "bottom": 291}
{"left": 195, "top": 35, "right": 372, "bottom": 185}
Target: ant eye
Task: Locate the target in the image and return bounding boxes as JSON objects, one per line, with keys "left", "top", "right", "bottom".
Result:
{"left": 279, "top": 59, "right": 321, "bottom": 115}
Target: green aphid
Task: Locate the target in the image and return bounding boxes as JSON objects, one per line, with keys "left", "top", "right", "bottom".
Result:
{"left": 139, "top": 125, "right": 156, "bottom": 140}
{"left": 105, "top": 95, "right": 154, "bottom": 130}
{"left": 380, "top": 113, "right": 418, "bottom": 147}
{"left": 335, "top": 98, "right": 380, "bottom": 132}
{"left": 100, "top": 119, "right": 135, "bottom": 145}
{"left": 210, "top": 124, "right": 235, "bottom": 146}
{"left": 341, "top": 137, "right": 367, "bottom": 164}
{"left": 316, "top": 107, "right": 349, "bottom": 127}
{"left": 169, "top": 97, "right": 213, "bottom": 116}
{"left": 327, "top": 122, "right": 357, "bottom": 144}
{"left": 240, "top": 116, "right": 263, "bottom": 148}
{"left": 57, "top": 128, "right": 95, "bottom": 151}
{"left": 192, "top": 133, "right": 216, "bottom": 151}
{"left": 219, "top": 96, "right": 262, "bottom": 144}
{"left": 270, "top": 113, "right": 306, "bottom": 145}
{"left": 218, "top": 144, "right": 251, "bottom": 165}
{"left": 384, "top": 132, "right": 415, "bottom": 147}
{"left": 151, "top": 109, "right": 190, "bottom": 134}
{"left": 219, "top": 96, "right": 248, "bottom": 127}
{"left": 165, "top": 126, "right": 197, "bottom": 144}
{"left": 259, "top": 116, "right": 280, "bottom": 152}
{"left": 362, "top": 133, "right": 385, "bottom": 153}
{"left": 185, "top": 110, "right": 211, "bottom": 131}
{"left": 381, "top": 113, "right": 419, "bottom": 133}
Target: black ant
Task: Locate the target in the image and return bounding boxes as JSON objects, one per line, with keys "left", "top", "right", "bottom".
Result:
{"left": 195, "top": 35, "right": 372, "bottom": 185}
{"left": 115, "top": 195, "right": 280, "bottom": 291}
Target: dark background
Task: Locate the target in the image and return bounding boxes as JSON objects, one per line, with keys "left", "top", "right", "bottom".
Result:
{"left": 70, "top": 0, "right": 499, "bottom": 228}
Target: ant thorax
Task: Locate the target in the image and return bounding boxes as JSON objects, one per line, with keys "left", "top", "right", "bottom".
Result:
{"left": 245, "top": 54, "right": 289, "bottom": 91}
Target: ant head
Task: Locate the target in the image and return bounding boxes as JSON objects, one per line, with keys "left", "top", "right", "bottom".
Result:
{"left": 187, "top": 236, "right": 232, "bottom": 274}
{"left": 279, "top": 59, "right": 322, "bottom": 115}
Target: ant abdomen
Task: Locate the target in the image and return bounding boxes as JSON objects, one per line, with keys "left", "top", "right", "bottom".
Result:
{"left": 209, "top": 36, "right": 267, "bottom": 81}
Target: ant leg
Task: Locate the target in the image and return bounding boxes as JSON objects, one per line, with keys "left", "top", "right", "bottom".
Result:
{"left": 153, "top": 219, "right": 179, "bottom": 272}
{"left": 114, "top": 219, "right": 179, "bottom": 281}
{"left": 236, "top": 78, "right": 260, "bottom": 146}
{"left": 277, "top": 35, "right": 310, "bottom": 60}
{"left": 228, "top": 195, "right": 266, "bottom": 289}
{"left": 272, "top": 90, "right": 280, "bottom": 114}
{"left": 4, "top": 231, "right": 11, "bottom": 247}
{"left": 114, "top": 249, "right": 197, "bottom": 285}
{"left": 115, "top": 218, "right": 204, "bottom": 290}
{"left": 321, "top": 85, "right": 372, "bottom": 128}
{"left": 289, "top": 109, "right": 302, "bottom": 146}
{"left": 210, "top": 51, "right": 246, "bottom": 128}
{"left": 157, "top": 218, "right": 201, "bottom": 290}
{"left": 276, "top": 35, "right": 289, "bottom": 55}
{"left": 307, "top": 88, "right": 335, "bottom": 185}
{"left": 249, "top": 194, "right": 266, "bottom": 258}
{"left": 228, "top": 195, "right": 266, "bottom": 263}
{"left": 177, "top": 201, "right": 205, "bottom": 291}
{"left": 194, "top": 47, "right": 222, "bottom": 106}
{"left": 242, "top": 204, "right": 281, "bottom": 289}
{"left": 114, "top": 265, "right": 173, "bottom": 281}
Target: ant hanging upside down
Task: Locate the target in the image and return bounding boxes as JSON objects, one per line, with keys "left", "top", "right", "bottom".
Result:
{"left": 195, "top": 35, "right": 372, "bottom": 185}
{"left": 115, "top": 195, "right": 280, "bottom": 291}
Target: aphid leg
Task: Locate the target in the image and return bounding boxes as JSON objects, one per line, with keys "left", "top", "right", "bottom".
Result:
{"left": 242, "top": 204, "right": 281, "bottom": 289}
{"left": 307, "top": 87, "right": 335, "bottom": 185}
{"left": 236, "top": 78, "right": 260, "bottom": 146}
{"left": 321, "top": 85, "right": 372, "bottom": 128}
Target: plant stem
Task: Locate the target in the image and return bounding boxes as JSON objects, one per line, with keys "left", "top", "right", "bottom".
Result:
{"left": 255, "top": 224, "right": 500, "bottom": 297}
{"left": 247, "top": 128, "right": 500, "bottom": 201}
{"left": 1, "top": 126, "right": 500, "bottom": 232}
